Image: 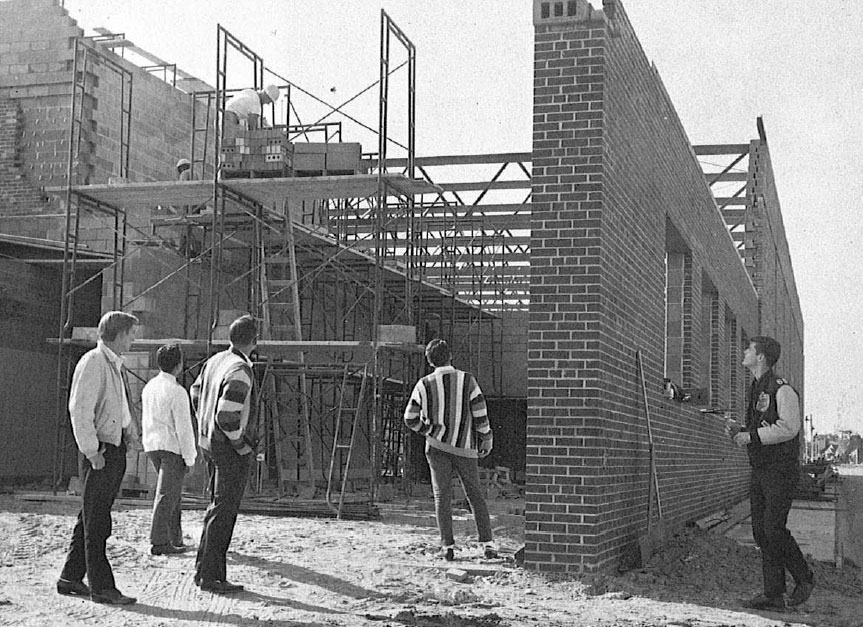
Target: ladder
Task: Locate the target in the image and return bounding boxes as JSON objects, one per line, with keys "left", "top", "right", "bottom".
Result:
{"left": 326, "top": 364, "right": 369, "bottom": 518}
{"left": 258, "top": 212, "right": 316, "bottom": 494}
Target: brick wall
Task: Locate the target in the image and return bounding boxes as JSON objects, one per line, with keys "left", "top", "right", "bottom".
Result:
{"left": 528, "top": 0, "right": 800, "bottom": 573}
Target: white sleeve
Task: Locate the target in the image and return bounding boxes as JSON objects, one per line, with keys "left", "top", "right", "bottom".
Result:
{"left": 757, "top": 385, "right": 800, "bottom": 445}
{"left": 173, "top": 385, "right": 198, "bottom": 466}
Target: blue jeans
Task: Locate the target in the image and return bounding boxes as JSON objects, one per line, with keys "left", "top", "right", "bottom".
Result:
{"left": 426, "top": 446, "right": 493, "bottom": 547}
{"left": 148, "top": 451, "right": 186, "bottom": 546}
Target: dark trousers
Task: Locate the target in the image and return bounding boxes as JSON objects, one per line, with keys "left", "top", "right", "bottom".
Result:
{"left": 60, "top": 442, "right": 127, "bottom": 593}
{"left": 750, "top": 463, "right": 813, "bottom": 597}
{"left": 148, "top": 451, "right": 186, "bottom": 546}
{"left": 195, "top": 439, "right": 249, "bottom": 583}
{"left": 426, "top": 446, "right": 493, "bottom": 547}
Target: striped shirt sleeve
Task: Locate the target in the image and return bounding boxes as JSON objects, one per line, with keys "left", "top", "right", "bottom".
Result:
{"left": 190, "top": 371, "right": 203, "bottom": 414}
{"left": 469, "top": 376, "right": 492, "bottom": 440}
{"left": 404, "top": 380, "right": 431, "bottom": 435}
{"left": 216, "top": 366, "right": 252, "bottom": 452}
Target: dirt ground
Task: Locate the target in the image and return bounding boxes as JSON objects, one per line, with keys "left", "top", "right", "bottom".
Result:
{"left": 0, "top": 492, "right": 861, "bottom": 627}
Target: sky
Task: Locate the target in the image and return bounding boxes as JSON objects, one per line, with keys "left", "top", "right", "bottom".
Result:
{"left": 59, "top": 0, "right": 863, "bottom": 436}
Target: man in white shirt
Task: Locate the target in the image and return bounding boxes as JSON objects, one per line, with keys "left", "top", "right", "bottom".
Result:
{"left": 142, "top": 343, "right": 197, "bottom": 556}
{"left": 224, "top": 84, "right": 280, "bottom": 132}
{"left": 58, "top": 311, "right": 139, "bottom": 606}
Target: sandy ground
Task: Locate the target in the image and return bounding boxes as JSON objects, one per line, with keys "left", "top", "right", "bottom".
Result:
{"left": 0, "top": 492, "right": 861, "bottom": 627}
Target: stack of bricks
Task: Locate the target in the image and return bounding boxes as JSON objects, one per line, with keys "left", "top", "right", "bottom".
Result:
{"left": 221, "top": 129, "right": 294, "bottom": 175}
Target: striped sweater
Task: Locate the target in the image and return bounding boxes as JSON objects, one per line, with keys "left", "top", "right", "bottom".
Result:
{"left": 191, "top": 347, "right": 255, "bottom": 454}
{"left": 403, "top": 365, "right": 492, "bottom": 458}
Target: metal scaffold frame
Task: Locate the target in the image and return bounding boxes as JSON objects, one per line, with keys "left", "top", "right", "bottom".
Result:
{"left": 53, "top": 37, "right": 133, "bottom": 491}
{"left": 47, "top": 12, "right": 525, "bottom": 511}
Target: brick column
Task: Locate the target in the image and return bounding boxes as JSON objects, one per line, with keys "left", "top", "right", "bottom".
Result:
{"left": 527, "top": 0, "right": 611, "bottom": 573}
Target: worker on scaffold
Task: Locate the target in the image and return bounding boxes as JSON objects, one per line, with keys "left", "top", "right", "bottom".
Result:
{"left": 223, "top": 84, "right": 280, "bottom": 137}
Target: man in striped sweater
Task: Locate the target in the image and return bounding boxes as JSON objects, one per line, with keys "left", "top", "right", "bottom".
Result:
{"left": 404, "top": 339, "right": 497, "bottom": 561}
{"left": 191, "top": 315, "right": 258, "bottom": 594}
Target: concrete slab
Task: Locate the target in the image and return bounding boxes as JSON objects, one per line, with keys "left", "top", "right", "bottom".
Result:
{"left": 836, "top": 465, "right": 863, "bottom": 567}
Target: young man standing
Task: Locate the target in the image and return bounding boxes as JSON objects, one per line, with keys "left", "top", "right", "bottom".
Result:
{"left": 142, "top": 343, "right": 197, "bottom": 556}
{"left": 726, "top": 336, "right": 815, "bottom": 610}
{"left": 191, "top": 315, "right": 258, "bottom": 593}
{"left": 57, "top": 311, "right": 139, "bottom": 605}
{"left": 404, "top": 339, "right": 497, "bottom": 561}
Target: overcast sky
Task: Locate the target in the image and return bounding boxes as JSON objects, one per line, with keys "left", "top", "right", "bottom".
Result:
{"left": 61, "top": 0, "right": 863, "bottom": 436}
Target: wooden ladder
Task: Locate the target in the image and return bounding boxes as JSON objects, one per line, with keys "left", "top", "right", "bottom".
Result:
{"left": 259, "top": 210, "right": 316, "bottom": 494}
{"left": 326, "top": 364, "right": 369, "bottom": 518}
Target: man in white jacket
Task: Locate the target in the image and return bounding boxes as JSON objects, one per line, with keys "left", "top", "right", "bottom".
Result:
{"left": 142, "top": 343, "right": 197, "bottom": 556}
{"left": 57, "top": 311, "right": 139, "bottom": 606}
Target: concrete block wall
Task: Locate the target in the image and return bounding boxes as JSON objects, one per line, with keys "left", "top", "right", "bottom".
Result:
{"left": 529, "top": 0, "right": 801, "bottom": 573}
{"left": 0, "top": 0, "right": 215, "bottom": 339}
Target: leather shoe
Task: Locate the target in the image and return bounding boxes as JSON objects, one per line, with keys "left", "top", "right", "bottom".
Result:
{"left": 199, "top": 580, "right": 244, "bottom": 594}
{"left": 91, "top": 588, "right": 136, "bottom": 605}
{"left": 151, "top": 544, "right": 187, "bottom": 555}
{"left": 788, "top": 577, "right": 815, "bottom": 607}
{"left": 742, "top": 593, "right": 785, "bottom": 610}
{"left": 57, "top": 578, "right": 90, "bottom": 597}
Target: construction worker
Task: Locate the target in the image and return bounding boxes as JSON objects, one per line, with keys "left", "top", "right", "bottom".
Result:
{"left": 176, "top": 158, "right": 192, "bottom": 181}
{"left": 403, "top": 339, "right": 498, "bottom": 561}
{"left": 224, "top": 84, "right": 280, "bottom": 133}
{"left": 725, "top": 336, "right": 815, "bottom": 610}
{"left": 191, "top": 315, "right": 258, "bottom": 594}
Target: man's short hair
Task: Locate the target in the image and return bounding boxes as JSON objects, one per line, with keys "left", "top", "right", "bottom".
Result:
{"left": 229, "top": 315, "right": 258, "bottom": 346}
{"left": 425, "top": 338, "right": 451, "bottom": 367}
{"left": 751, "top": 335, "right": 781, "bottom": 368}
{"left": 98, "top": 311, "right": 138, "bottom": 342}
{"left": 156, "top": 343, "right": 182, "bottom": 373}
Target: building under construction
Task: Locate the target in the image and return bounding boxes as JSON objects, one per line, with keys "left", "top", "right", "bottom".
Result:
{"left": 0, "top": 0, "right": 803, "bottom": 573}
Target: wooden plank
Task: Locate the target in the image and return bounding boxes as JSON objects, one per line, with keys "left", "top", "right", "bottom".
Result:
{"left": 45, "top": 174, "right": 442, "bottom": 209}
{"left": 693, "top": 144, "right": 750, "bottom": 155}
{"left": 384, "top": 560, "right": 509, "bottom": 576}
{"left": 713, "top": 197, "right": 747, "bottom": 207}
{"left": 705, "top": 172, "right": 748, "bottom": 182}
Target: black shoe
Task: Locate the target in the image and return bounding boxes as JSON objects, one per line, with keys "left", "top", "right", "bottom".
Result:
{"left": 151, "top": 544, "right": 187, "bottom": 555}
{"left": 57, "top": 578, "right": 90, "bottom": 597}
{"left": 483, "top": 546, "right": 499, "bottom": 559}
{"left": 91, "top": 588, "right": 136, "bottom": 605}
{"left": 442, "top": 547, "right": 455, "bottom": 561}
{"left": 788, "top": 577, "right": 815, "bottom": 607}
{"left": 742, "top": 593, "right": 785, "bottom": 610}
{"left": 199, "top": 580, "right": 244, "bottom": 594}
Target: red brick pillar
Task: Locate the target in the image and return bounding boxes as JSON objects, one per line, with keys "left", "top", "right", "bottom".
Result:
{"left": 527, "top": 0, "right": 612, "bottom": 573}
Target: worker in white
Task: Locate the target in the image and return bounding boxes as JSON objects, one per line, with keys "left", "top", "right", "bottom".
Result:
{"left": 224, "top": 84, "right": 280, "bottom": 132}
{"left": 176, "top": 158, "right": 192, "bottom": 181}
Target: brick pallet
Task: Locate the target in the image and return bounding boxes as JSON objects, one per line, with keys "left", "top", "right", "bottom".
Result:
{"left": 221, "top": 128, "right": 294, "bottom": 178}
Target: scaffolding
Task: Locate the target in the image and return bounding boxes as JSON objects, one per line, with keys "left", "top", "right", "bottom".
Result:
{"left": 48, "top": 12, "right": 523, "bottom": 516}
